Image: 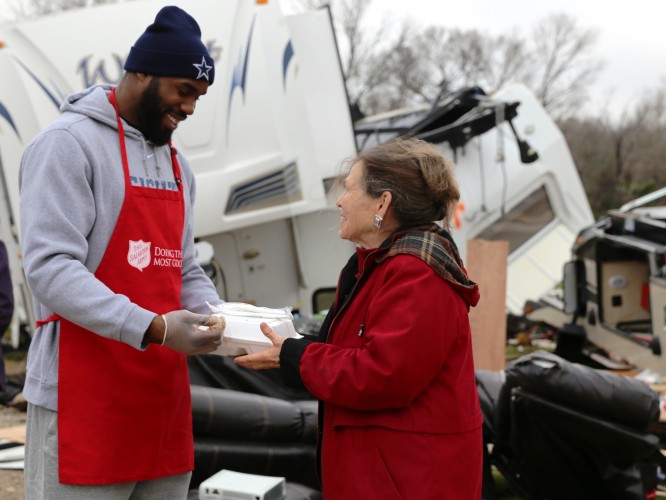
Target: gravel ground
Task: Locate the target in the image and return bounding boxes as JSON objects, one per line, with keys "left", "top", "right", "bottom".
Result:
{"left": 0, "top": 353, "right": 27, "bottom": 499}
{"left": 0, "top": 405, "right": 26, "bottom": 500}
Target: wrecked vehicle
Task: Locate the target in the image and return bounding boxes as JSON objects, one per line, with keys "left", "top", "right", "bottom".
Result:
{"left": 528, "top": 187, "right": 666, "bottom": 375}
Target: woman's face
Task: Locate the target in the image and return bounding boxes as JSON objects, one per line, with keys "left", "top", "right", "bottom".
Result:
{"left": 336, "top": 161, "right": 381, "bottom": 247}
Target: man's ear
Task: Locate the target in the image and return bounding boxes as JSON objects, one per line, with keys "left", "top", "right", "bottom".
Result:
{"left": 133, "top": 73, "right": 153, "bottom": 88}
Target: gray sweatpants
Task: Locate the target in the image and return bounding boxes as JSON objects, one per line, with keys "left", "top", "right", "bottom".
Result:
{"left": 25, "top": 403, "right": 192, "bottom": 500}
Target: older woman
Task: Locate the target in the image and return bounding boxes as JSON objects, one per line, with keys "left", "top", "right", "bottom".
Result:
{"left": 235, "top": 138, "right": 483, "bottom": 499}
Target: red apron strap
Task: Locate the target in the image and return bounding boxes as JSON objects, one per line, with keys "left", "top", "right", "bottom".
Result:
{"left": 35, "top": 313, "right": 61, "bottom": 329}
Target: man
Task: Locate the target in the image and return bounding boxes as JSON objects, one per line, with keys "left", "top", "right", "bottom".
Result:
{"left": 0, "top": 240, "right": 14, "bottom": 399}
{"left": 19, "top": 7, "right": 225, "bottom": 499}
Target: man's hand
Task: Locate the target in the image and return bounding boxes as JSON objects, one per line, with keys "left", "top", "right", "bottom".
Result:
{"left": 145, "top": 310, "right": 224, "bottom": 355}
{"left": 206, "top": 314, "right": 226, "bottom": 332}
{"left": 233, "top": 322, "right": 284, "bottom": 370}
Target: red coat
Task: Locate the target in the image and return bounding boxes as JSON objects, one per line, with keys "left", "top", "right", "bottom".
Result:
{"left": 297, "top": 245, "right": 483, "bottom": 499}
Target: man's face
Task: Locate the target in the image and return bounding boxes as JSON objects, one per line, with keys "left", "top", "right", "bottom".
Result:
{"left": 137, "top": 76, "right": 209, "bottom": 145}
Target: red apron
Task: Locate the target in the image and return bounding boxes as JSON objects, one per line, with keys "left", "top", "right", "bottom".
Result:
{"left": 43, "top": 89, "right": 192, "bottom": 484}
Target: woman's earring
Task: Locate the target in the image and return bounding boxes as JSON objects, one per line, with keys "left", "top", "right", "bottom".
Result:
{"left": 373, "top": 214, "right": 383, "bottom": 229}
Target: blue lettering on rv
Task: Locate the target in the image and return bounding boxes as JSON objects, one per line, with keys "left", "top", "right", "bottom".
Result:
{"left": 77, "top": 39, "right": 220, "bottom": 90}
{"left": 78, "top": 54, "right": 125, "bottom": 88}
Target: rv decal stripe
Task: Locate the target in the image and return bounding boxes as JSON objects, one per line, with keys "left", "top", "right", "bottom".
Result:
{"left": 240, "top": 16, "right": 255, "bottom": 96}
{"left": 282, "top": 40, "right": 294, "bottom": 90}
{"left": 14, "top": 57, "right": 62, "bottom": 110}
{"left": 226, "top": 15, "right": 257, "bottom": 145}
{"left": 0, "top": 102, "right": 20, "bottom": 140}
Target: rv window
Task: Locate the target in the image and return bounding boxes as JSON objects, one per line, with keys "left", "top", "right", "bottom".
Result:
{"left": 474, "top": 187, "right": 554, "bottom": 253}
{"left": 312, "top": 287, "right": 336, "bottom": 316}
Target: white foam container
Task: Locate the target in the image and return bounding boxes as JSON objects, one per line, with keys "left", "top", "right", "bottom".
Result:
{"left": 210, "top": 315, "right": 301, "bottom": 356}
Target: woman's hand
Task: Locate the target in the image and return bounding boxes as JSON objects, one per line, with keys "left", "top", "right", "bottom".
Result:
{"left": 233, "top": 322, "right": 284, "bottom": 370}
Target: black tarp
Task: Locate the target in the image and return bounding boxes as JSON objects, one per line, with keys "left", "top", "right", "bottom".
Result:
{"left": 477, "top": 350, "right": 662, "bottom": 500}
{"left": 188, "top": 356, "right": 319, "bottom": 491}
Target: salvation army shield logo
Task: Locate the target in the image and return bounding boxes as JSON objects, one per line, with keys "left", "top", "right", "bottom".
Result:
{"left": 128, "top": 240, "right": 151, "bottom": 271}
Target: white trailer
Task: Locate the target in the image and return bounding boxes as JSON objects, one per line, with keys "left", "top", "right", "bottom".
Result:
{"left": 0, "top": 0, "right": 593, "bottom": 342}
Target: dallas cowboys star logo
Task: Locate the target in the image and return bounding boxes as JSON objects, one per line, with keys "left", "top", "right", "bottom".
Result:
{"left": 193, "top": 56, "right": 213, "bottom": 81}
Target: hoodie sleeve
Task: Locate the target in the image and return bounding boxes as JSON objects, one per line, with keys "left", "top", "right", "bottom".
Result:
{"left": 20, "top": 128, "right": 155, "bottom": 349}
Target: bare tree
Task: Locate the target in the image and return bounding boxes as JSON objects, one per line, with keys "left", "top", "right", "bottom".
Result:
{"left": 560, "top": 79, "right": 666, "bottom": 215}
{"left": 559, "top": 116, "right": 616, "bottom": 215}
{"left": 284, "top": 3, "right": 604, "bottom": 119}
{"left": 2, "top": 0, "right": 128, "bottom": 21}
{"left": 530, "top": 13, "right": 604, "bottom": 119}
{"left": 416, "top": 28, "right": 531, "bottom": 93}
{"left": 484, "top": 30, "right": 533, "bottom": 91}
{"left": 351, "top": 22, "right": 426, "bottom": 113}
{"left": 284, "top": 0, "right": 388, "bottom": 113}
{"left": 617, "top": 82, "right": 666, "bottom": 194}
{"left": 0, "top": 0, "right": 33, "bottom": 21}
{"left": 31, "top": 0, "right": 87, "bottom": 15}
{"left": 390, "top": 13, "right": 603, "bottom": 120}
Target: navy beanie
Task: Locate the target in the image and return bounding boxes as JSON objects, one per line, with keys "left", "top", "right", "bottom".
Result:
{"left": 124, "top": 6, "right": 215, "bottom": 85}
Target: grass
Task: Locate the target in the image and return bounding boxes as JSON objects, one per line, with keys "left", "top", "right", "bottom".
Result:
{"left": 505, "top": 344, "right": 550, "bottom": 364}
{"left": 492, "top": 468, "right": 524, "bottom": 499}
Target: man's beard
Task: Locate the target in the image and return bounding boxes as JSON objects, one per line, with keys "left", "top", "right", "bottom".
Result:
{"left": 137, "top": 78, "right": 174, "bottom": 146}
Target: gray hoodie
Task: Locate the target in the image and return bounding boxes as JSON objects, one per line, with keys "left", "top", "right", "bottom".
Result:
{"left": 19, "top": 85, "right": 220, "bottom": 410}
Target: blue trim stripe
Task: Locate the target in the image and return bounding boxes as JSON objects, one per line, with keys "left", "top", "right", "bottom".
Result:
{"left": 14, "top": 57, "right": 61, "bottom": 110}
{"left": 0, "top": 55, "right": 66, "bottom": 141}
{"left": 226, "top": 15, "right": 256, "bottom": 145}
{"left": 0, "top": 102, "right": 20, "bottom": 141}
{"left": 282, "top": 40, "right": 294, "bottom": 90}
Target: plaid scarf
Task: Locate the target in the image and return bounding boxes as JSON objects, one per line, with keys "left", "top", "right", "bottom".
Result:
{"left": 377, "top": 224, "right": 477, "bottom": 292}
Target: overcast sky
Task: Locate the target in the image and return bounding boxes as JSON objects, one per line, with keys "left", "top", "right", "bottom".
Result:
{"left": 367, "top": 0, "right": 665, "bottom": 117}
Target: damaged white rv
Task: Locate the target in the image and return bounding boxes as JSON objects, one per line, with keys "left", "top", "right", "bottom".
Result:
{"left": 0, "top": 0, "right": 593, "bottom": 345}
{"left": 528, "top": 188, "right": 666, "bottom": 375}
